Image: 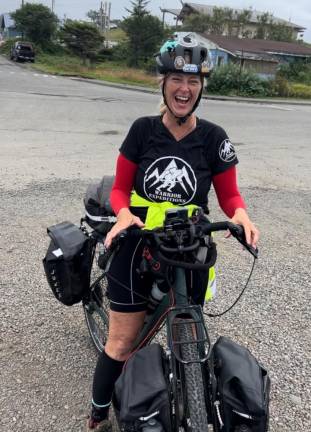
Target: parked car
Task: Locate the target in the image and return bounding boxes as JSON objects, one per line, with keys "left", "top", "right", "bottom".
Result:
{"left": 10, "top": 41, "right": 35, "bottom": 62}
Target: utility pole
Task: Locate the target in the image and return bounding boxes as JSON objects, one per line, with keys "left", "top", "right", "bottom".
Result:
{"left": 52, "top": 0, "right": 55, "bottom": 13}
{"left": 100, "top": 2, "right": 104, "bottom": 33}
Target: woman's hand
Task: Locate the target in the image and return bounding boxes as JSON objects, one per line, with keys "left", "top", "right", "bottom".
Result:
{"left": 104, "top": 208, "right": 145, "bottom": 248}
{"left": 227, "top": 208, "right": 259, "bottom": 249}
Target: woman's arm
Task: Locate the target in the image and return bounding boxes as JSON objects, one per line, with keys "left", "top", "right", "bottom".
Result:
{"left": 212, "top": 166, "right": 259, "bottom": 247}
{"left": 105, "top": 154, "right": 144, "bottom": 247}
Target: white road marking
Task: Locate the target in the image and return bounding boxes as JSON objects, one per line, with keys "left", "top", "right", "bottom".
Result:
{"left": 264, "top": 104, "right": 293, "bottom": 111}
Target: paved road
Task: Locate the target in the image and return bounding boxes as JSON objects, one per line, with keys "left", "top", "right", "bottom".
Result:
{"left": 0, "top": 55, "right": 310, "bottom": 432}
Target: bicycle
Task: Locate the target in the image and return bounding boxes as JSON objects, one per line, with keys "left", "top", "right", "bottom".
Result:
{"left": 80, "top": 207, "right": 258, "bottom": 432}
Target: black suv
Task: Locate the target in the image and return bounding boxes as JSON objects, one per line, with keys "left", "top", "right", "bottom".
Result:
{"left": 10, "top": 42, "right": 35, "bottom": 62}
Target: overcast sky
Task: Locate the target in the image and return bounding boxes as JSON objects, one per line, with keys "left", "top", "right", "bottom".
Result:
{"left": 2, "top": 0, "right": 311, "bottom": 41}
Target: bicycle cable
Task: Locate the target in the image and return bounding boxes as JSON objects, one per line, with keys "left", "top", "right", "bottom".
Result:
{"left": 204, "top": 256, "right": 257, "bottom": 318}
{"left": 105, "top": 255, "right": 256, "bottom": 316}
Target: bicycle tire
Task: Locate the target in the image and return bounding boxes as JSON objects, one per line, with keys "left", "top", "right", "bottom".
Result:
{"left": 83, "top": 240, "right": 109, "bottom": 354}
{"left": 177, "top": 321, "right": 209, "bottom": 432}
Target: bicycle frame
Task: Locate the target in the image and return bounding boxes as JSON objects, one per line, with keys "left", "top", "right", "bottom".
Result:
{"left": 131, "top": 267, "right": 211, "bottom": 360}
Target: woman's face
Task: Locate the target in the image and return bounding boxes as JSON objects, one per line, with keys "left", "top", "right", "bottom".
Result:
{"left": 164, "top": 73, "right": 202, "bottom": 119}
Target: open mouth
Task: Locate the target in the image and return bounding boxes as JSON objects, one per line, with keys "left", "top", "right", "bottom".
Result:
{"left": 175, "top": 95, "right": 190, "bottom": 105}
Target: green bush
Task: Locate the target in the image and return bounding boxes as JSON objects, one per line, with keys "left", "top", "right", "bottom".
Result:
{"left": 0, "top": 38, "right": 18, "bottom": 55}
{"left": 206, "top": 63, "right": 270, "bottom": 97}
{"left": 267, "top": 76, "right": 291, "bottom": 97}
{"left": 289, "top": 83, "right": 311, "bottom": 98}
{"left": 277, "top": 61, "right": 311, "bottom": 85}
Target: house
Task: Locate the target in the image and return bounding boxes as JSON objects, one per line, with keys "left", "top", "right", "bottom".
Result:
{"left": 175, "top": 32, "right": 311, "bottom": 79}
{"left": 0, "top": 13, "right": 21, "bottom": 39}
{"left": 161, "top": 3, "right": 305, "bottom": 40}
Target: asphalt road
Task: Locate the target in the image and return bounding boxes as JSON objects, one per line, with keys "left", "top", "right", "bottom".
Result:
{"left": 0, "top": 55, "right": 310, "bottom": 432}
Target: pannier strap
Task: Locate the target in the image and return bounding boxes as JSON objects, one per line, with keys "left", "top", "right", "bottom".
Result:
{"left": 85, "top": 209, "right": 117, "bottom": 223}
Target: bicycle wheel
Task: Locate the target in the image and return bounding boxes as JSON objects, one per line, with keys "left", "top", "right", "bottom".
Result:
{"left": 83, "top": 240, "right": 110, "bottom": 354}
{"left": 177, "top": 321, "right": 209, "bottom": 432}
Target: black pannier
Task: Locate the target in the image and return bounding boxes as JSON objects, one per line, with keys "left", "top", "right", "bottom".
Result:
{"left": 211, "top": 336, "right": 270, "bottom": 432}
{"left": 43, "top": 221, "right": 92, "bottom": 306}
{"left": 84, "top": 176, "right": 116, "bottom": 234}
{"left": 114, "top": 344, "right": 171, "bottom": 432}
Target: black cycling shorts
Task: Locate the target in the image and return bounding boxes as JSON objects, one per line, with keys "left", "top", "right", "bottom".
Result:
{"left": 107, "top": 236, "right": 208, "bottom": 313}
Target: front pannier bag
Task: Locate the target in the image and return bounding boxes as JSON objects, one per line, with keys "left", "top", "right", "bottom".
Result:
{"left": 43, "top": 221, "right": 91, "bottom": 306}
{"left": 84, "top": 176, "right": 116, "bottom": 234}
{"left": 114, "top": 344, "right": 171, "bottom": 432}
{"left": 211, "top": 336, "right": 270, "bottom": 432}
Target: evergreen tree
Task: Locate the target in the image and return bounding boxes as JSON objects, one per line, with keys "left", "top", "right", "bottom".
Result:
{"left": 121, "top": 0, "right": 166, "bottom": 67}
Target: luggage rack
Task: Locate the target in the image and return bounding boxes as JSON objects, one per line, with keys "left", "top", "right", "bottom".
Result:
{"left": 166, "top": 305, "right": 211, "bottom": 364}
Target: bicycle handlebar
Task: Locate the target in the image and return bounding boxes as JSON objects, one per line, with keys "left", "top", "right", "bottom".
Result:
{"left": 115, "top": 220, "right": 258, "bottom": 261}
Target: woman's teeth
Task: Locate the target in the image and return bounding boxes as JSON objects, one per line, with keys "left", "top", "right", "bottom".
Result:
{"left": 175, "top": 96, "right": 189, "bottom": 104}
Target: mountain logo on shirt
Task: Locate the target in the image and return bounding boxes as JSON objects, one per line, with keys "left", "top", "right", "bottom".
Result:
{"left": 219, "top": 139, "right": 236, "bottom": 162}
{"left": 143, "top": 157, "right": 197, "bottom": 204}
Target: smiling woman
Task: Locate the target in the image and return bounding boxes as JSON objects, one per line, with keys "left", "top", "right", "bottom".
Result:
{"left": 86, "top": 34, "right": 260, "bottom": 432}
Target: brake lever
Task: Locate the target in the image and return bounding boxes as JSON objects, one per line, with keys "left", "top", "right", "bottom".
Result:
{"left": 229, "top": 225, "right": 259, "bottom": 259}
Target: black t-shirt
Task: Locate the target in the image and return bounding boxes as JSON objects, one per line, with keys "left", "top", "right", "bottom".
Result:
{"left": 120, "top": 116, "right": 238, "bottom": 211}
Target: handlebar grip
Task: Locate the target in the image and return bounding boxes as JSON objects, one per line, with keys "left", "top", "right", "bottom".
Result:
{"left": 229, "top": 224, "right": 258, "bottom": 259}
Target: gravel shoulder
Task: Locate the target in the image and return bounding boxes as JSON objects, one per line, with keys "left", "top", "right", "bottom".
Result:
{"left": 0, "top": 179, "right": 310, "bottom": 431}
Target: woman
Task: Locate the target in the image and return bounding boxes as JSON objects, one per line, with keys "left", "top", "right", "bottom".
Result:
{"left": 87, "top": 35, "right": 259, "bottom": 431}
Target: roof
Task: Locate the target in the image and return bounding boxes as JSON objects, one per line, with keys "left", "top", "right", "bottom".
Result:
{"left": 201, "top": 33, "right": 311, "bottom": 57}
{"left": 179, "top": 3, "right": 305, "bottom": 31}
{"left": 1, "top": 13, "right": 16, "bottom": 29}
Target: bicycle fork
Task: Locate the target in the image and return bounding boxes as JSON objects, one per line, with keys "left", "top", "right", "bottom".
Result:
{"left": 165, "top": 305, "right": 213, "bottom": 431}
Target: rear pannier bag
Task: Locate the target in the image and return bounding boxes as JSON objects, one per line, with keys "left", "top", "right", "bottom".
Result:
{"left": 84, "top": 176, "right": 116, "bottom": 234}
{"left": 43, "top": 221, "right": 92, "bottom": 306}
{"left": 211, "top": 336, "right": 270, "bottom": 432}
{"left": 114, "top": 344, "right": 171, "bottom": 432}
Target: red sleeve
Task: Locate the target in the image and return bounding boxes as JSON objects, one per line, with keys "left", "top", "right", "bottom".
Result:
{"left": 110, "top": 154, "right": 138, "bottom": 215}
{"left": 212, "top": 166, "right": 246, "bottom": 218}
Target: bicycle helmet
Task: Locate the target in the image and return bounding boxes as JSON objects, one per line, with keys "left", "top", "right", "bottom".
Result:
{"left": 156, "top": 34, "right": 212, "bottom": 77}
{"left": 155, "top": 34, "right": 212, "bottom": 124}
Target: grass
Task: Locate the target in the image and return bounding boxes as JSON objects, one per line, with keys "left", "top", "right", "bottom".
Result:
{"left": 32, "top": 53, "right": 158, "bottom": 87}
{"left": 106, "top": 28, "right": 127, "bottom": 43}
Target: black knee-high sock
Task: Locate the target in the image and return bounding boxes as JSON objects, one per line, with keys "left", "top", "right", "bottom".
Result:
{"left": 92, "top": 350, "right": 124, "bottom": 419}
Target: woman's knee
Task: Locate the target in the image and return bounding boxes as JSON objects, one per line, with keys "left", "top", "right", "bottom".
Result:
{"left": 105, "top": 335, "right": 136, "bottom": 360}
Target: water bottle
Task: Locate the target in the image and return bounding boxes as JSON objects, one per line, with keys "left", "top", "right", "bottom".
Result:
{"left": 145, "top": 280, "right": 169, "bottom": 317}
{"left": 141, "top": 418, "right": 164, "bottom": 432}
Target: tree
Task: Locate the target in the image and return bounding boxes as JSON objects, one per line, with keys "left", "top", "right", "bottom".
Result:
{"left": 267, "top": 22, "right": 295, "bottom": 42}
{"left": 121, "top": 0, "right": 166, "bottom": 68}
{"left": 11, "top": 3, "right": 58, "bottom": 46}
{"left": 255, "top": 12, "right": 271, "bottom": 39}
{"left": 182, "top": 13, "right": 210, "bottom": 33}
{"left": 59, "top": 20, "right": 104, "bottom": 64}
{"left": 182, "top": 13, "right": 211, "bottom": 33}
{"left": 234, "top": 8, "right": 252, "bottom": 37}
{"left": 86, "top": 9, "right": 100, "bottom": 26}
{"left": 210, "top": 7, "right": 227, "bottom": 35}
{"left": 255, "top": 12, "right": 295, "bottom": 42}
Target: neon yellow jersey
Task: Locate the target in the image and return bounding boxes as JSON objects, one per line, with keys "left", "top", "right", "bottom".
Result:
{"left": 130, "top": 191, "right": 216, "bottom": 302}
